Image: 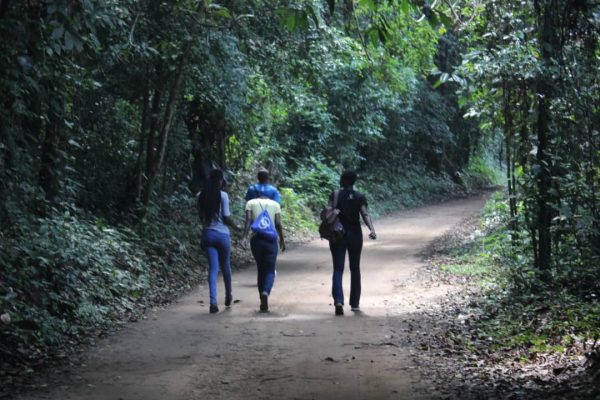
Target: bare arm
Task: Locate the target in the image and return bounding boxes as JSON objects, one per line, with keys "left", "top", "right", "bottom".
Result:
{"left": 241, "top": 210, "right": 252, "bottom": 249}
{"left": 275, "top": 213, "right": 285, "bottom": 252}
{"left": 360, "top": 205, "right": 376, "bottom": 240}
{"left": 223, "top": 215, "right": 240, "bottom": 231}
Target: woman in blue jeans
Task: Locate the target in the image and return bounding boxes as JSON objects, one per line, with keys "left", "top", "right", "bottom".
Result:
{"left": 198, "top": 169, "right": 239, "bottom": 314}
{"left": 328, "top": 170, "right": 376, "bottom": 316}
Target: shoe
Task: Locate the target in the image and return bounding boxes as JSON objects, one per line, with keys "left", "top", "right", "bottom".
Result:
{"left": 350, "top": 306, "right": 360, "bottom": 311}
{"left": 335, "top": 304, "right": 344, "bottom": 316}
{"left": 260, "top": 292, "right": 269, "bottom": 312}
{"left": 209, "top": 304, "right": 219, "bottom": 314}
{"left": 225, "top": 295, "right": 232, "bottom": 307}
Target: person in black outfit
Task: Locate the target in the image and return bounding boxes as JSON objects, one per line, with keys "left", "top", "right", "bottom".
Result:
{"left": 328, "top": 170, "right": 376, "bottom": 316}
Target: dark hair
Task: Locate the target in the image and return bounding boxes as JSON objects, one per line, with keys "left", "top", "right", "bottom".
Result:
{"left": 257, "top": 169, "right": 269, "bottom": 183}
{"left": 340, "top": 170, "right": 357, "bottom": 187}
{"left": 198, "top": 169, "right": 223, "bottom": 224}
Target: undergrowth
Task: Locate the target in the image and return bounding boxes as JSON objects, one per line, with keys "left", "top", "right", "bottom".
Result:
{"left": 0, "top": 192, "right": 204, "bottom": 386}
{"left": 430, "top": 192, "right": 600, "bottom": 396}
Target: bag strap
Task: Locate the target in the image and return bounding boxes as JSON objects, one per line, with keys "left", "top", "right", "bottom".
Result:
{"left": 333, "top": 190, "right": 340, "bottom": 208}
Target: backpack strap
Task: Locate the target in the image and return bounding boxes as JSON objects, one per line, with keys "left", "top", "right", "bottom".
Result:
{"left": 333, "top": 190, "right": 340, "bottom": 209}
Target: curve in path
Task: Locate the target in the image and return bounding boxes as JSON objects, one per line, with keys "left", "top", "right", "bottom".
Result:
{"left": 18, "top": 195, "right": 487, "bottom": 400}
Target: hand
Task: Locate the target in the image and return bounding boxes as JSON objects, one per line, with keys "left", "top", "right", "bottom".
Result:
{"left": 279, "top": 239, "right": 286, "bottom": 252}
{"left": 241, "top": 238, "right": 249, "bottom": 250}
{"left": 368, "top": 230, "right": 377, "bottom": 240}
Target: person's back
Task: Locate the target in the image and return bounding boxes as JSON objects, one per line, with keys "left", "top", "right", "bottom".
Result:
{"left": 332, "top": 189, "right": 368, "bottom": 231}
{"left": 245, "top": 169, "right": 281, "bottom": 204}
{"left": 326, "top": 170, "right": 376, "bottom": 316}
{"left": 198, "top": 190, "right": 231, "bottom": 234}
{"left": 246, "top": 183, "right": 280, "bottom": 203}
{"left": 197, "top": 169, "right": 239, "bottom": 314}
{"left": 242, "top": 195, "right": 285, "bottom": 312}
{"left": 246, "top": 197, "right": 280, "bottom": 227}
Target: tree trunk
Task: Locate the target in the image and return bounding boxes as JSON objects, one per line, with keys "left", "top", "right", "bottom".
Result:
{"left": 140, "top": 88, "right": 162, "bottom": 207}
{"left": 39, "top": 84, "right": 65, "bottom": 203}
{"left": 503, "top": 83, "right": 518, "bottom": 234}
{"left": 139, "top": 5, "right": 202, "bottom": 208}
{"left": 134, "top": 74, "right": 151, "bottom": 202}
{"left": 535, "top": 84, "right": 552, "bottom": 271}
{"left": 533, "top": 0, "right": 560, "bottom": 273}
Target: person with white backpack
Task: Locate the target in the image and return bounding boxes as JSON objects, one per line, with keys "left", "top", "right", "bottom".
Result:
{"left": 241, "top": 191, "right": 286, "bottom": 312}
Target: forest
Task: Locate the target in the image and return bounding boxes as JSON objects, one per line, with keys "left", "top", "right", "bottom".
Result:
{"left": 0, "top": 0, "right": 598, "bottom": 398}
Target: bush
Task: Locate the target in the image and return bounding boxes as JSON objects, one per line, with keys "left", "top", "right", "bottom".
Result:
{"left": 363, "top": 164, "right": 460, "bottom": 217}
{"left": 0, "top": 208, "right": 150, "bottom": 362}
{"left": 460, "top": 154, "right": 502, "bottom": 190}
{"left": 283, "top": 158, "right": 340, "bottom": 212}
{"left": 279, "top": 187, "right": 318, "bottom": 240}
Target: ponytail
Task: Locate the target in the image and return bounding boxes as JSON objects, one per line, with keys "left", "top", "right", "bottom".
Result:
{"left": 198, "top": 169, "right": 223, "bottom": 224}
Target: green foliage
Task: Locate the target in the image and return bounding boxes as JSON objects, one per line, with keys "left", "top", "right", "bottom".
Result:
{"left": 279, "top": 187, "right": 318, "bottom": 239}
{"left": 439, "top": 193, "right": 600, "bottom": 361}
{"left": 0, "top": 208, "right": 149, "bottom": 356}
{"left": 283, "top": 158, "right": 340, "bottom": 212}
{"left": 457, "top": 0, "right": 600, "bottom": 278}
{"left": 481, "top": 292, "right": 600, "bottom": 357}
{"left": 363, "top": 164, "right": 459, "bottom": 217}
{"left": 460, "top": 153, "right": 502, "bottom": 191}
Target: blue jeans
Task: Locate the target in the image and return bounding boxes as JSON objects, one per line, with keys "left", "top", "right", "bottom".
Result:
{"left": 250, "top": 235, "right": 278, "bottom": 295}
{"left": 201, "top": 229, "right": 232, "bottom": 306}
{"left": 330, "top": 227, "right": 363, "bottom": 307}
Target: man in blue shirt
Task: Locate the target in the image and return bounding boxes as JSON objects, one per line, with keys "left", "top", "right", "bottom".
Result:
{"left": 245, "top": 169, "right": 281, "bottom": 204}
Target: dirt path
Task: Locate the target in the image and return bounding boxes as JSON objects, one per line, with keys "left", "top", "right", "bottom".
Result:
{"left": 17, "top": 196, "right": 487, "bottom": 400}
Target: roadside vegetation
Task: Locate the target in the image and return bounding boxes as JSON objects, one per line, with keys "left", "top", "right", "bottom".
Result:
{"left": 419, "top": 193, "right": 599, "bottom": 398}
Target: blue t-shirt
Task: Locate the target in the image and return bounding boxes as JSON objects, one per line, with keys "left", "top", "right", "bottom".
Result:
{"left": 245, "top": 183, "right": 281, "bottom": 204}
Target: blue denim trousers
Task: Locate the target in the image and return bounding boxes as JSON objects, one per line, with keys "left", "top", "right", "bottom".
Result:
{"left": 201, "top": 229, "right": 232, "bottom": 306}
{"left": 250, "top": 235, "right": 278, "bottom": 295}
{"left": 330, "top": 226, "right": 363, "bottom": 307}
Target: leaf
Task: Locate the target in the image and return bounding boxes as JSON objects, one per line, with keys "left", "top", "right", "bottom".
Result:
{"left": 401, "top": 0, "right": 411, "bottom": 14}
{"left": 306, "top": 5, "right": 320, "bottom": 29}
{"left": 64, "top": 31, "right": 74, "bottom": 51}
{"left": 52, "top": 42, "right": 62, "bottom": 55}
{"left": 0, "top": 313, "right": 10, "bottom": 325}
{"left": 428, "top": 12, "right": 440, "bottom": 29}
{"left": 68, "top": 139, "right": 82, "bottom": 149}
{"left": 378, "top": 14, "right": 390, "bottom": 31}
{"left": 359, "top": 0, "right": 376, "bottom": 11}
{"left": 208, "top": 4, "right": 232, "bottom": 19}
{"left": 437, "top": 11, "right": 453, "bottom": 29}
{"left": 451, "top": 74, "right": 465, "bottom": 85}
{"left": 51, "top": 26, "right": 64, "bottom": 40}
{"left": 366, "top": 27, "right": 380, "bottom": 46}
{"left": 276, "top": 8, "right": 309, "bottom": 31}
{"left": 377, "top": 26, "right": 387, "bottom": 44}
